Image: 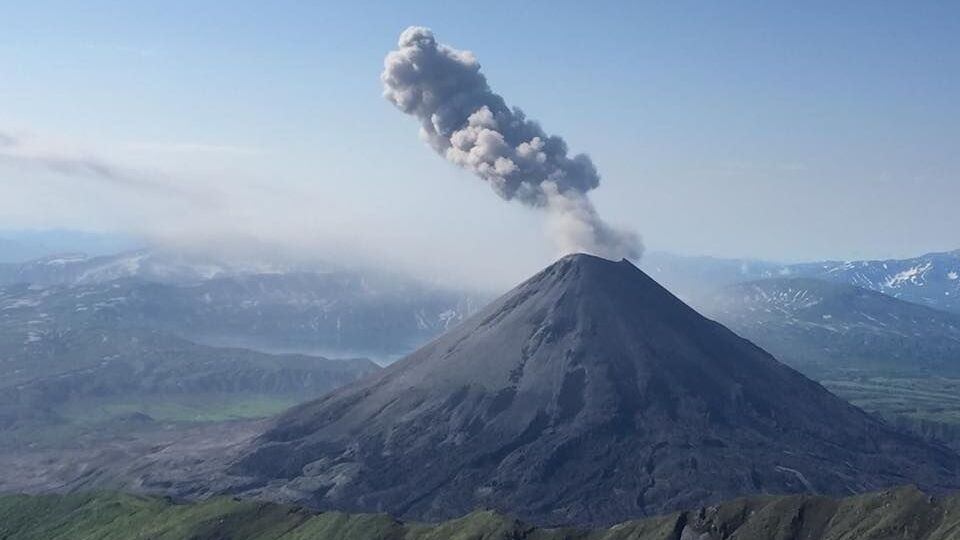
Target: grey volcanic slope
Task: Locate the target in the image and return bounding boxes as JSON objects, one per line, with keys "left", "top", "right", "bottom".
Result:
{"left": 229, "top": 254, "right": 960, "bottom": 526}
{"left": 703, "top": 278, "right": 960, "bottom": 375}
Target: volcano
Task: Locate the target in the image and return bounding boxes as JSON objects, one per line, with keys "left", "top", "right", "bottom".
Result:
{"left": 231, "top": 254, "right": 960, "bottom": 525}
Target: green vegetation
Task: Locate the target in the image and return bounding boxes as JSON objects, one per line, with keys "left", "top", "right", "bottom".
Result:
{"left": 0, "top": 394, "right": 304, "bottom": 451}
{"left": 822, "top": 376, "right": 960, "bottom": 424}
{"left": 2, "top": 487, "right": 960, "bottom": 539}
{"left": 56, "top": 394, "right": 303, "bottom": 424}
{"left": 817, "top": 375, "right": 960, "bottom": 446}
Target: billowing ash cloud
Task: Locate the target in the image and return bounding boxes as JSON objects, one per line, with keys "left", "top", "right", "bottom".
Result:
{"left": 382, "top": 26, "right": 642, "bottom": 260}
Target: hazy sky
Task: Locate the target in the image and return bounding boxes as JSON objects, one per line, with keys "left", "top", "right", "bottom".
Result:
{"left": 1, "top": 1, "right": 958, "bottom": 289}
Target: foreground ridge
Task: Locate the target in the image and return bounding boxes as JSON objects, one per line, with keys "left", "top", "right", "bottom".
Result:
{"left": 1, "top": 486, "right": 959, "bottom": 539}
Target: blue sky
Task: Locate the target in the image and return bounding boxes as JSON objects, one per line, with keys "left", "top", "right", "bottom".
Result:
{"left": 1, "top": 1, "right": 958, "bottom": 287}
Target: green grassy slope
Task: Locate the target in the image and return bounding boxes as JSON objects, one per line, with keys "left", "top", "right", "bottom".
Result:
{"left": 815, "top": 375, "right": 960, "bottom": 448}
{"left": 1, "top": 486, "right": 959, "bottom": 539}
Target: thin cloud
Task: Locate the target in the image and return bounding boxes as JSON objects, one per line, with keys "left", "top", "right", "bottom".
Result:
{"left": 0, "top": 129, "right": 201, "bottom": 200}
{"left": 124, "top": 141, "right": 259, "bottom": 155}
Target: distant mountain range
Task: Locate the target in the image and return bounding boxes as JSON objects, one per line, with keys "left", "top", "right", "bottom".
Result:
{"left": 792, "top": 250, "right": 960, "bottom": 314}
{"left": 4, "top": 247, "right": 958, "bottom": 362}
{"left": 0, "top": 250, "right": 274, "bottom": 287}
{"left": 643, "top": 248, "right": 960, "bottom": 314}
{"left": 0, "top": 230, "right": 136, "bottom": 264}
{"left": 702, "top": 277, "right": 960, "bottom": 376}
{"left": 5, "top": 246, "right": 959, "bottom": 313}
{"left": 0, "top": 251, "right": 484, "bottom": 360}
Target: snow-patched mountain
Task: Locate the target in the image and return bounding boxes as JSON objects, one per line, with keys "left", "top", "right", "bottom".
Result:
{"left": 0, "top": 270, "right": 481, "bottom": 360}
{"left": 644, "top": 249, "right": 960, "bottom": 314}
{"left": 703, "top": 278, "right": 960, "bottom": 375}
{"left": 169, "top": 254, "right": 960, "bottom": 526}
{"left": 0, "top": 230, "right": 136, "bottom": 264}
{"left": 789, "top": 250, "right": 960, "bottom": 314}
{"left": 0, "top": 250, "right": 273, "bottom": 287}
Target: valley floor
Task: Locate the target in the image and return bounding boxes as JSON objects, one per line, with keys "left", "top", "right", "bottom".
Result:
{"left": 0, "top": 419, "right": 258, "bottom": 495}
{"left": 815, "top": 373, "right": 960, "bottom": 447}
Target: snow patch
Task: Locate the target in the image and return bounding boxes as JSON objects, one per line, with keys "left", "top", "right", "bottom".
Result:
{"left": 884, "top": 262, "right": 932, "bottom": 288}
{"left": 42, "top": 254, "right": 89, "bottom": 266}
{"left": 438, "top": 309, "right": 460, "bottom": 328}
{"left": 2, "top": 298, "right": 41, "bottom": 310}
{"left": 414, "top": 310, "right": 429, "bottom": 330}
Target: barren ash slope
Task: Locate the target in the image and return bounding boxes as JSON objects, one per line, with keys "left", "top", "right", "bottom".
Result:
{"left": 221, "top": 254, "right": 960, "bottom": 526}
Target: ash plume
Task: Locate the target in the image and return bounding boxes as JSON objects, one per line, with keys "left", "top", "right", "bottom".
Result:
{"left": 382, "top": 26, "right": 641, "bottom": 260}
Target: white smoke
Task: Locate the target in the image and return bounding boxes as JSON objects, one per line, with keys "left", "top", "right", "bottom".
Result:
{"left": 382, "top": 26, "right": 641, "bottom": 260}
